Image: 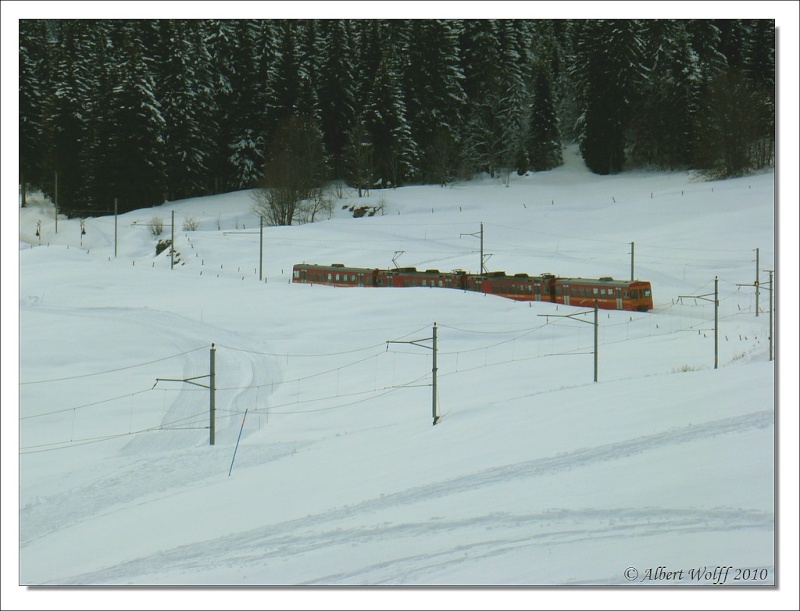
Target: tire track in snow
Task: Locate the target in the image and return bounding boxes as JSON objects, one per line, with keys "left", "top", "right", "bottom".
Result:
{"left": 53, "top": 409, "right": 772, "bottom": 584}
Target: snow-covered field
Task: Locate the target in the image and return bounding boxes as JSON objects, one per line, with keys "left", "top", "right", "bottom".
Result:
{"left": 5, "top": 144, "right": 798, "bottom": 609}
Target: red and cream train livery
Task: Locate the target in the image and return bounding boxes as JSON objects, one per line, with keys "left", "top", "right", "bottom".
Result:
{"left": 291, "top": 263, "right": 653, "bottom": 312}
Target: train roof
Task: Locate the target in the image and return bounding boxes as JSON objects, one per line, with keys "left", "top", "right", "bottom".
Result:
{"left": 294, "top": 263, "right": 378, "bottom": 273}
{"left": 555, "top": 277, "right": 651, "bottom": 287}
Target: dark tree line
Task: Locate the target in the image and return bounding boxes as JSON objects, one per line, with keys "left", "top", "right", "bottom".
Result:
{"left": 19, "top": 19, "right": 774, "bottom": 219}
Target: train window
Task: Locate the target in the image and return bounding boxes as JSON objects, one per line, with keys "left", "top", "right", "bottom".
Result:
{"left": 631, "top": 290, "right": 638, "bottom": 298}
{"left": 623, "top": 290, "right": 629, "bottom": 298}
{"left": 439, "top": 280, "right": 444, "bottom": 288}
{"left": 327, "top": 273, "right": 332, "bottom": 281}
{"left": 600, "top": 288, "right": 606, "bottom": 296}
{"left": 593, "top": 288, "right": 599, "bottom": 295}
{"left": 644, "top": 289, "right": 651, "bottom": 297}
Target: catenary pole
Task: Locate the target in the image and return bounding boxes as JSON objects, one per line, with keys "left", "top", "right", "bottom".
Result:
{"left": 259, "top": 215, "right": 264, "bottom": 281}
{"left": 630, "top": 242, "right": 635, "bottom": 281}
{"left": 432, "top": 322, "right": 439, "bottom": 425}
{"left": 210, "top": 343, "right": 216, "bottom": 445}
{"left": 171, "top": 210, "right": 175, "bottom": 270}
{"left": 114, "top": 198, "right": 118, "bottom": 258}
{"left": 755, "top": 248, "right": 760, "bottom": 317}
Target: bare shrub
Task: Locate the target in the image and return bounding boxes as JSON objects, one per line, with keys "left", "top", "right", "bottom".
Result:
{"left": 150, "top": 216, "right": 164, "bottom": 236}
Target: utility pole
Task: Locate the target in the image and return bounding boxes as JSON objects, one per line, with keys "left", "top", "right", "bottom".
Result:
{"left": 679, "top": 276, "right": 719, "bottom": 369}
{"left": 54, "top": 171, "right": 58, "bottom": 234}
{"left": 171, "top": 210, "right": 175, "bottom": 270}
{"left": 755, "top": 248, "right": 760, "bottom": 316}
{"left": 259, "top": 215, "right": 264, "bottom": 281}
{"left": 764, "top": 269, "right": 774, "bottom": 361}
{"left": 210, "top": 343, "right": 216, "bottom": 445}
{"left": 155, "top": 343, "right": 217, "bottom": 445}
{"left": 387, "top": 323, "right": 440, "bottom": 425}
{"left": 630, "top": 241, "right": 635, "bottom": 281}
{"left": 461, "top": 223, "right": 489, "bottom": 273}
{"left": 114, "top": 198, "right": 118, "bottom": 258}
{"left": 539, "top": 301, "right": 600, "bottom": 383}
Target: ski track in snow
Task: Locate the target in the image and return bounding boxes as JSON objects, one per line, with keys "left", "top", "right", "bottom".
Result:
{"left": 45, "top": 409, "right": 773, "bottom": 585}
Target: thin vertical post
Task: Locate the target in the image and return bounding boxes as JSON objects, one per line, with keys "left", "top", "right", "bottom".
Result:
{"left": 259, "top": 215, "right": 264, "bottom": 281}
{"left": 714, "top": 276, "right": 719, "bottom": 370}
{"left": 594, "top": 300, "right": 598, "bottom": 382}
{"left": 171, "top": 210, "right": 175, "bottom": 270}
{"left": 432, "top": 322, "right": 439, "bottom": 425}
{"left": 630, "top": 241, "right": 635, "bottom": 281}
{"left": 755, "top": 248, "right": 760, "bottom": 317}
{"left": 210, "top": 343, "right": 216, "bottom": 445}
{"left": 114, "top": 198, "right": 118, "bottom": 258}
{"left": 54, "top": 171, "right": 58, "bottom": 234}
{"left": 768, "top": 270, "right": 773, "bottom": 361}
{"left": 480, "top": 223, "right": 485, "bottom": 273}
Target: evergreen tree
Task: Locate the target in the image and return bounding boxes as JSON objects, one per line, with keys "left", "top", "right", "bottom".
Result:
{"left": 152, "top": 20, "right": 216, "bottom": 199}
{"left": 318, "top": 20, "right": 356, "bottom": 181}
{"left": 41, "top": 20, "right": 95, "bottom": 216}
{"left": 744, "top": 19, "right": 775, "bottom": 168}
{"left": 494, "top": 19, "right": 529, "bottom": 177}
{"left": 459, "top": 19, "right": 502, "bottom": 177}
{"left": 225, "top": 20, "right": 264, "bottom": 191}
{"left": 204, "top": 19, "right": 238, "bottom": 193}
{"left": 80, "top": 20, "right": 119, "bottom": 214}
{"left": 526, "top": 20, "right": 563, "bottom": 171}
{"left": 19, "top": 20, "right": 51, "bottom": 205}
{"left": 404, "top": 20, "right": 466, "bottom": 184}
{"left": 103, "top": 22, "right": 167, "bottom": 213}
{"left": 630, "top": 20, "right": 700, "bottom": 169}
{"left": 527, "top": 63, "right": 562, "bottom": 172}
{"left": 573, "top": 19, "right": 646, "bottom": 174}
{"left": 364, "top": 31, "right": 417, "bottom": 188}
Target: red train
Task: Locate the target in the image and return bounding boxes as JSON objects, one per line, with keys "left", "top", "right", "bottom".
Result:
{"left": 291, "top": 263, "right": 653, "bottom": 312}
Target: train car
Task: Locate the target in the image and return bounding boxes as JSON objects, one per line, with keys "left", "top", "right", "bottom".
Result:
{"left": 291, "top": 263, "right": 379, "bottom": 287}
{"left": 383, "top": 268, "right": 469, "bottom": 290}
{"left": 466, "top": 271, "right": 557, "bottom": 302}
{"left": 291, "top": 262, "right": 653, "bottom": 312}
{"left": 554, "top": 277, "right": 653, "bottom": 312}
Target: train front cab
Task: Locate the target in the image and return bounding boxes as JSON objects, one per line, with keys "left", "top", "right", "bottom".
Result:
{"left": 555, "top": 278, "right": 653, "bottom": 311}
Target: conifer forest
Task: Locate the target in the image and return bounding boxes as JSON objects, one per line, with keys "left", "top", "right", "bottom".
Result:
{"left": 19, "top": 19, "right": 775, "bottom": 220}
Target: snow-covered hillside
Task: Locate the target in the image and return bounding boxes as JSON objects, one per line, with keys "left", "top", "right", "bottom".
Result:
{"left": 6, "top": 146, "right": 798, "bottom": 609}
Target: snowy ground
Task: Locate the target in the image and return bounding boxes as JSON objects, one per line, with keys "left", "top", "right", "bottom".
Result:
{"left": 4, "top": 144, "right": 799, "bottom": 609}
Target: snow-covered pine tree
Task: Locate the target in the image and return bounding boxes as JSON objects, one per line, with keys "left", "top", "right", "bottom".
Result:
{"left": 458, "top": 19, "right": 500, "bottom": 177}
{"left": 204, "top": 19, "right": 238, "bottom": 194}
{"left": 404, "top": 19, "right": 466, "bottom": 185}
{"left": 629, "top": 19, "right": 701, "bottom": 169}
{"left": 318, "top": 20, "right": 356, "bottom": 182}
{"left": 19, "top": 19, "right": 51, "bottom": 205}
{"left": 572, "top": 19, "right": 646, "bottom": 175}
{"left": 365, "top": 34, "right": 417, "bottom": 188}
{"left": 152, "top": 20, "right": 216, "bottom": 199}
{"left": 526, "top": 20, "right": 563, "bottom": 172}
{"left": 104, "top": 21, "right": 167, "bottom": 213}
{"left": 41, "top": 20, "right": 93, "bottom": 216}
{"left": 225, "top": 20, "right": 264, "bottom": 191}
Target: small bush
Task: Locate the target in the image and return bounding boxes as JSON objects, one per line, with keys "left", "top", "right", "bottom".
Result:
{"left": 183, "top": 217, "right": 199, "bottom": 231}
{"left": 155, "top": 239, "right": 172, "bottom": 256}
{"left": 150, "top": 216, "right": 164, "bottom": 236}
